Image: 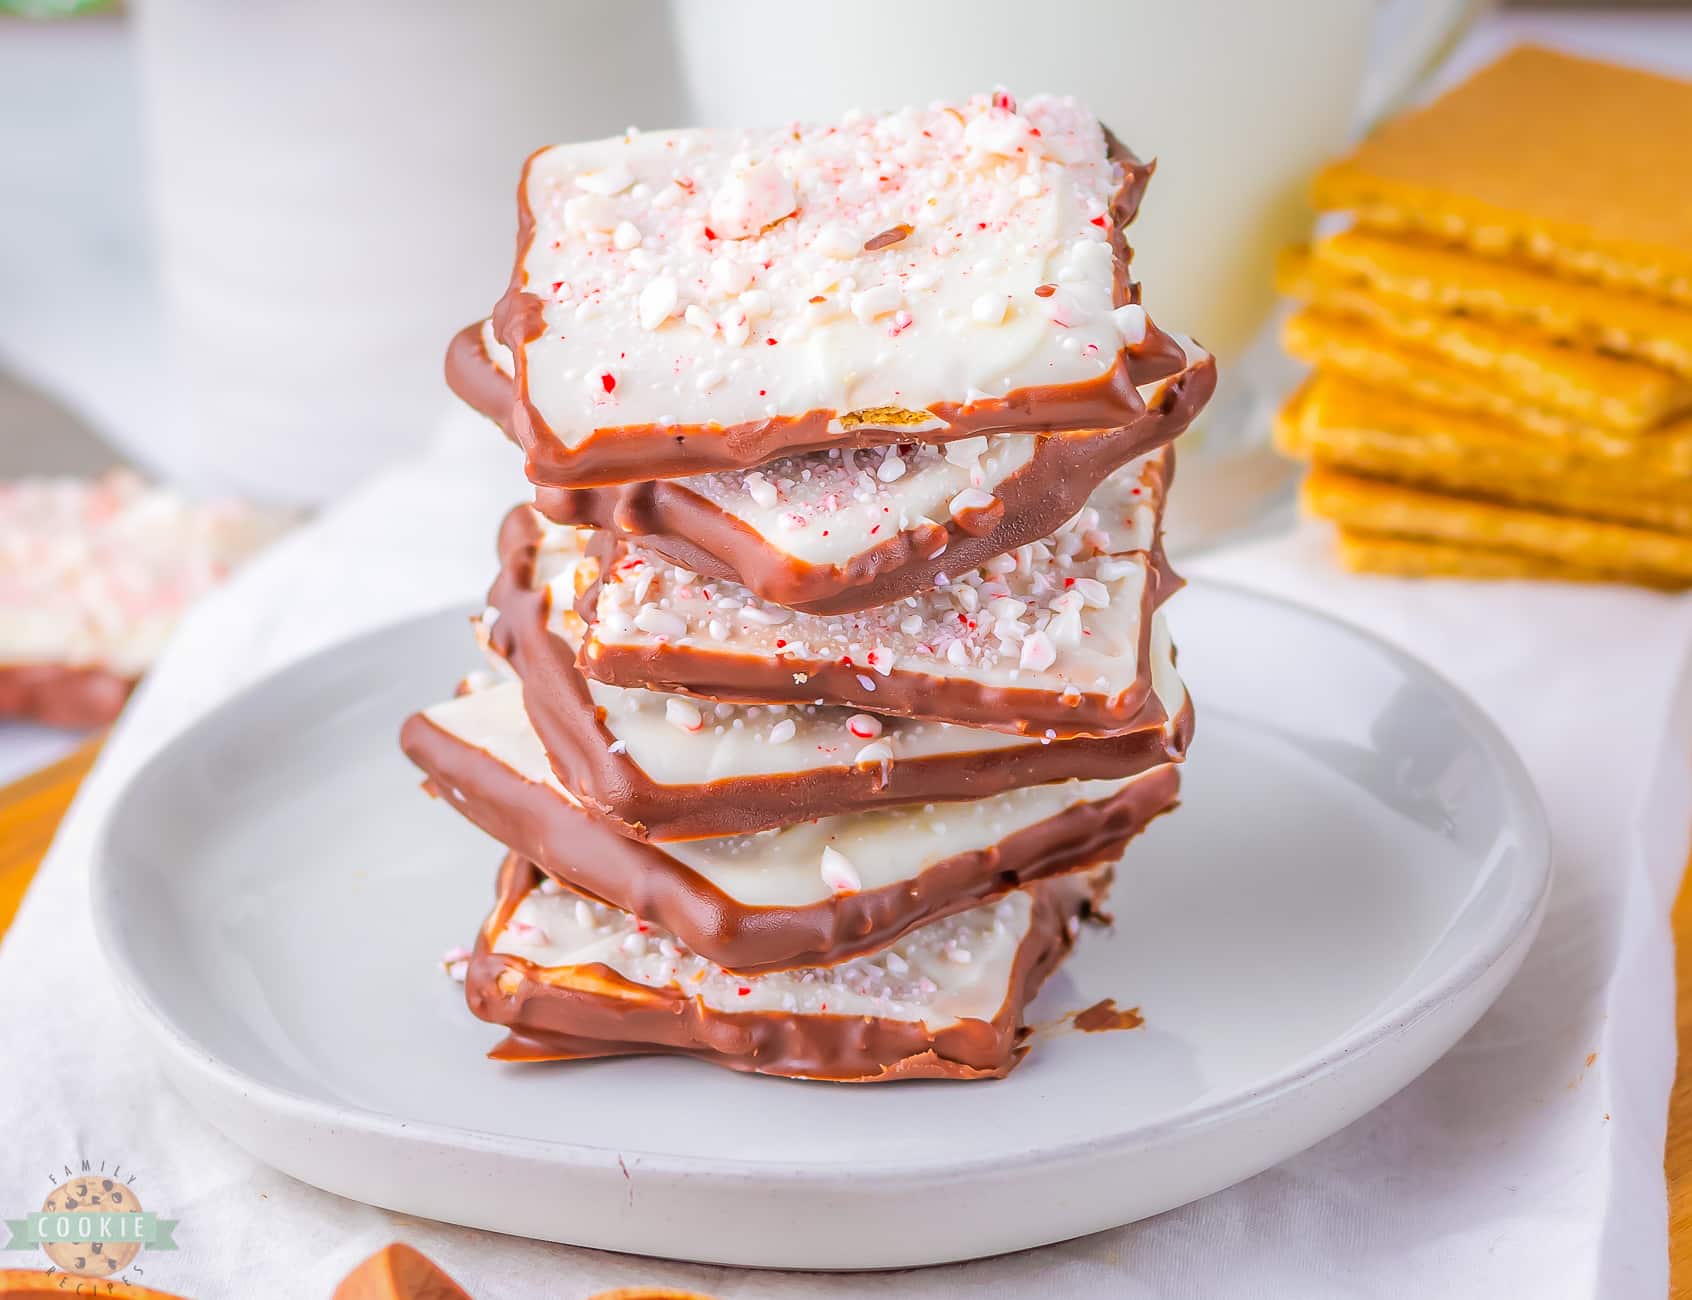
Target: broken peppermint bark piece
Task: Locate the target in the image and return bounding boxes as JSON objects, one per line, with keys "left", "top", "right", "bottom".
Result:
{"left": 452, "top": 319, "right": 1212, "bottom": 614}
{"left": 0, "top": 471, "right": 287, "bottom": 726}
{"left": 466, "top": 853, "right": 1112, "bottom": 1081}
{"left": 462, "top": 92, "right": 1187, "bottom": 489}
{"left": 475, "top": 505, "right": 1191, "bottom": 840}
{"left": 574, "top": 460, "right": 1176, "bottom": 737}
{"left": 539, "top": 346, "right": 1212, "bottom": 615}
{"left": 400, "top": 684, "right": 1179, "bottom": 973}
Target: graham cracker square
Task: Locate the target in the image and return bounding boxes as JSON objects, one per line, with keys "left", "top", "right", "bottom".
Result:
{"left": 1313, "top": 45, "right": 1692, "bottom": 303}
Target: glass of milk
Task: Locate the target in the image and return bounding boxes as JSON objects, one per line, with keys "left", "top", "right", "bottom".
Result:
{"left": 666, "top": 0, "right": 1475, "bottom": 546}
{"left": 134, "top": 0, "right": 683, "bottom": 505}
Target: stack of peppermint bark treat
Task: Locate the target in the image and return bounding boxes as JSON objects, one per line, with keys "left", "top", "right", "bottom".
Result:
{"left": 404, "top": 90, "right": 1215, "bottom": 1082}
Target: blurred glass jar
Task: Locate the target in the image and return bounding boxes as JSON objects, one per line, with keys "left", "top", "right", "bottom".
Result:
{"left": 134, "top": 0, "right": 682, "bottom": 505}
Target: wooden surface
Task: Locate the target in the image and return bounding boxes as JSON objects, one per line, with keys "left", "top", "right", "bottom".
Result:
{"left": 0, "top": 743, "right": 1688, "bottom": 1288}
{"left": 0, "top": 735, "right": 100, "bottom": 933}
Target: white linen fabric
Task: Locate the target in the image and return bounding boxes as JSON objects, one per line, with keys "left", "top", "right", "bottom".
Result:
{"left": 0, "top": 411, "right": 1688, "bottom": 1299}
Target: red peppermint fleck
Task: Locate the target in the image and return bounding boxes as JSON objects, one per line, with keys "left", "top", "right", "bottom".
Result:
{"left": 703, "top": 226, "right": 718, "bottom": 241}
{"left": 991, "top": 88, "right": 1016, "bottom": 112}
{"left": 775, "top": 638, "right": 787, "bottom": 648}
{"left": 738, "top": 987, "right": 751, "bottom": 996}
{"left": 766, "top": 337, "right": 778, "bottom": 346}
{"left": 600, "top": 372, "right": 617, "bottom": 393}
{"left": 1090, "top": 215, "right": 1109, "bottom": 229}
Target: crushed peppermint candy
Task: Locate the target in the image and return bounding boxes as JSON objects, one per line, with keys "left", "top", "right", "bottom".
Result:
{"left": 819, "top": 845, "right": 863, "bottom": 893}
{"left": 491, "top": 876, "right": 1046, "bottom": 1025}
{"left": 0, "top": 470, "right": 288, "bottom": 681}
{"left": 510, "top": 93, "right": 1138, "bottom": 439}
{"left": 583, "top": 453, "right": 1160, "bottom": 699}
{"left": 665, "top": 697, "right": 704, "bottom": 732}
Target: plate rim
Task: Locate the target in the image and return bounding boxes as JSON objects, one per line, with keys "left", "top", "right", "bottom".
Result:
{"left": 91, "top": 577, "right": 1552, "bottom": 1186}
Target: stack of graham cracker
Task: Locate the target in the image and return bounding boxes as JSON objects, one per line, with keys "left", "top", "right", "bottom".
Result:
{"left": 1275, "top": 44, "right": 1692, "bottom": 589}
{"left": 405, "top": 92, "right": 1214, "bottom": 1081}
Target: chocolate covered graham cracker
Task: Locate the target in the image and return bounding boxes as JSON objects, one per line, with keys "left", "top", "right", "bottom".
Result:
{"left": 1276, "top": 376, "right": 1692, "bottom": 536}
{"left": 1312, "top": 45, "right": 1692, "bottom": 304}
{"left": 572, "top": 460, "right": 1176, "bottom": 738}
{"left": 477, "top": 507, "right": 1190, "bottom": 841}
{"left": 0, "top": 471, "right": 286, "bottom": 727}
{"left": 467, "top": 854, "right": 1113, "bottom": 1081}
{"left": 454, "top": 318, "right": 1213, "bottom": 614}
{"left": 470, "top": 93, "right": 1187, "bottom": 489}
{"left": 0, "top": 663, "right": 134, "bottom": 729}
{"left": 402, "top": 684, "right": 1179, "bottom": 974}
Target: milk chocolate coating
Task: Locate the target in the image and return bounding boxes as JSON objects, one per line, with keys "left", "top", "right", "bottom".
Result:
{"left": 487, "top": 506, "right": 1193, "bottom": 842}
{"left": 0, "top": 663, "right": 132, "bottom": 728}
{"left": 522, "top": 357, "right": 1214, "bottom": 616}
{"left": 464, "top": 130, "right": 1195, "bottom": 489}
{"left": 466, "top": 854, "right": 1113, "bottom": 1081}
{"left": 400, "top": 705, "right": 1179, "bottom": 973}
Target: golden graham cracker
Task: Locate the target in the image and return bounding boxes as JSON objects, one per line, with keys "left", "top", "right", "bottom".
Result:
{"left": 1307, "top": 229, "right": 1692, "bottom": 381}
{"left": 1277, "top": 246, "right": 1692, "bottom": 432}
{"left": 1301, "top": 465, "right": 1692, "bottom": 587}
{"left": 1282, "top": 308, "right": 1692, "bottom": 470}
{"left": 1332, "top": 529, "right": 1691, "bottom": 589}
{"left": 1312, "top": 45, "right": 1692, "bottom": 304}
{"left": 1275, "top": 376, "right": 1692, "bottom": 535}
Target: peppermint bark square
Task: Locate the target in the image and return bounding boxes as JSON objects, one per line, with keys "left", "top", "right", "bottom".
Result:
{"left": 400, "top": 681, "right": 1178, "bottom": 974}
{"left": 465, "top": 507, "right": 1190, "bottom": 841}
{"left": 451, "top": 322, "right": 1209, "bottom": 613}
{"left": 0, "top": 472, "right": 285, "bottom": 726}
{"left": 467, "top": 854, "right": 1114, "bottom": 1081}
{"left": 537, "top": 344, "right": 1213, "bottom": 614}
{"left": 573, "top": 457, "right": 1176, "bottom": 738}
{"left": 477, "top": 93, "right": 1185, "bottom": 489}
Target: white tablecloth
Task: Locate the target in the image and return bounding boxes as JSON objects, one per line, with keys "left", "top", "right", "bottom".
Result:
{"left": 1, "top": 410, "right": 1689, "bottom": 1298}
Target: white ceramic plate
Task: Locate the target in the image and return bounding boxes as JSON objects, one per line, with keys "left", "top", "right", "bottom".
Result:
{"left": 93, "top": 582, "right": 1549, "bottom": 1270}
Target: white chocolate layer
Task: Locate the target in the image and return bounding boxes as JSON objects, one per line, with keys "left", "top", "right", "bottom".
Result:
{"left": 495, "top": 878, "right": 1050, "bottom": 1027}
{"left": 0, "top": 471, "right": 285, "bottom": 677}
{"left": 423, "top": 683, "right": 1148, "bottom": 907}
{"left": 683, "top": 438, "right": 1041, "bottom": 567}
{"left": 511, "top": 93, "right": 1134, "bottom": 441}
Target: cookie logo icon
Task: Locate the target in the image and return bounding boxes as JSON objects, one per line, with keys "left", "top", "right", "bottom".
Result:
{"left": 38, "top": 1179, "right": 143, "bottom": 1278}
{"left": 4, "top": 1158, "right": 178, "bottom": 1282}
